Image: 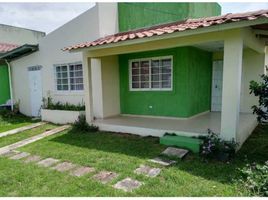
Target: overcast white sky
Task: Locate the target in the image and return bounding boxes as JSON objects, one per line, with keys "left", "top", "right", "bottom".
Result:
{"left": 0, "top": 2, "right": 267, "bottom": 34}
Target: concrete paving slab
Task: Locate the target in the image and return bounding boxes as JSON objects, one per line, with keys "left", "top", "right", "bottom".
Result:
{"left": 51, "top": 162, "right": 77, "bottom": 172}
{"left": 70, "top": 166, "right": 95, "bottom": 177}
{"left": 149, "top": 157, "right": 177, "bottom": 166}
{"left": 161, "top": 147, "right": 189, "bottom": 159}
{"left": 114, "top": 177, "right": 143, "bottom": 192}
{"left": 10, "top": 152, "right": 30, "bottom": 160}
{"left": 0, "top": 150, "right": 20, "bottom": 157}
{"left": 37, "top": 158, "right": 60, "bottom": 167}
{"left": 0, "top": 125, "right": 70, "bottom": 155}
{"left": 134, "top": 164, "right": 161, "bottom": 177}
{"left": 93, "top": 171, "right": 118, "bottom": 184}
{"left": 23, "top": 155, "right": 42, "bottom": 163}
{"left": 0, "top": 122, "right": 46, "bottom": 138}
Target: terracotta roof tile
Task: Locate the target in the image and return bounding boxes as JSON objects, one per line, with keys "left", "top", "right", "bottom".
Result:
{"left": 0, "top": 43, "right": 19, "bottom": 53}
{"left": 64, "top": 9, "right": 268, "bottom": 51}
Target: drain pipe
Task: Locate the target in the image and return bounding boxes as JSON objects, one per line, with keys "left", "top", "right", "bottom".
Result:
{"left": 4, "top": 59, "right": 13, "bottom": 111}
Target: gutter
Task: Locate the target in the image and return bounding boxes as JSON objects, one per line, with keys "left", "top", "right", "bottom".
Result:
{"left": 4, "top": 59, "right": 13, "bottom": 111}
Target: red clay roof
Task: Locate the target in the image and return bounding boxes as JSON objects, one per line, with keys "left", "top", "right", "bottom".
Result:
{"left": 0, "top": 42, "right": 19, "bottom": 53}
{"left": 64, "top": 9, "right": 268, "bottom": 51}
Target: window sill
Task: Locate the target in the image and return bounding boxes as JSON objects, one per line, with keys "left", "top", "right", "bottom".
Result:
{"left": 53, "top": 91, "right": 84, "bottom": 96}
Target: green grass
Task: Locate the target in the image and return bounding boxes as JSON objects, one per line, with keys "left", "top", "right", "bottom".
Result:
{"left": 0, "top": 125, "right": 267, "bottom": 196}
{"left": 0, "top": 112, "right": 35, "bottom": 133}
{"left": 0, "top": 124, "right": 58, "bottom": 148}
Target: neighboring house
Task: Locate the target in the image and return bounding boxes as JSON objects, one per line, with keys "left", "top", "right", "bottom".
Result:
{"left": 1, "top": 3, "right": 118, "bottom": 116}
{"left": 0, "top": 25, "right": 45, "bottom": 105}
{"left": 64, "top": 3, "right": 268, "bottom": 146}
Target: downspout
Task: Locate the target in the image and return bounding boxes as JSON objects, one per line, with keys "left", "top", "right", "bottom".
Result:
{"left": 4, "top": 59, "right": 13, "bottom": 111}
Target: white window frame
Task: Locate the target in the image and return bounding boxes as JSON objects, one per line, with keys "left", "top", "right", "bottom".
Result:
{"left": 54, "top": 61, "right": 84, "bottom": 93}
{"left": 129, "top": 55, "right": 173, "bottom": 91}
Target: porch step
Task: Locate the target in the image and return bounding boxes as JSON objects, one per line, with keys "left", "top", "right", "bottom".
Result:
{"left": 160, "top": 135, "right": 203, "bottom": 153}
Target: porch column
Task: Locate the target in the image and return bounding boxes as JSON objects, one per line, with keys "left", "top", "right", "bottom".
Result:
{"left": 220, "top": 36, "right": 243, "bottom": 142}
{"left": 91, "top": 58, "right": 104, "bottom": 119}
{"left": 82, "top": 52, "right": 93, "bottom": 123}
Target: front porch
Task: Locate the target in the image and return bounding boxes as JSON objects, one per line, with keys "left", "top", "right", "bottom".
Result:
{"left": 80, "top": 26, "right": 267, "bottom": 147}
{"left": 94, "top": 112, "right": 257, "bottom": 143}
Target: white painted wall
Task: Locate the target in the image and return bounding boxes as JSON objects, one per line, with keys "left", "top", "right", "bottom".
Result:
{"left": 0, "top": 24, "right": 45, "bottom": 45}
{"left": 10, "top": 3, "right": 118, "bottom": 116}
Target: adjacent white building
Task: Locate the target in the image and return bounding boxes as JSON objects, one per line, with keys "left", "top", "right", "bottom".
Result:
{"left": 8, "top": 3, "right": 118, "bottom": 116}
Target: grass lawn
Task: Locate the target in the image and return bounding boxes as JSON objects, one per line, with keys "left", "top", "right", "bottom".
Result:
{"left": 0, "top": 112, "right": 35, "bottom": 133}
{"left": 0, "top": 125, "right": 267, "bottom": 196}
{"left": 0, "top": 123, "right": 58, "bottom": 148}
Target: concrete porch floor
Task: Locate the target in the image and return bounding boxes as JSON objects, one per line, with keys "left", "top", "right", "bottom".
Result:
{"left": 93, "top": 112, "right": 258, "bottom": 140}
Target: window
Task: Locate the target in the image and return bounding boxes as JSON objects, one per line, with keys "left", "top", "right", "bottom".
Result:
{"left": 55, "top": 62, "right": 83, "bottom": 91}
{"left": 129, "top": 56, "right": 172, "bottom": 91}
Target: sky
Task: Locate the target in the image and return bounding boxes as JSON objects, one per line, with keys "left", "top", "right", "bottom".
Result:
{"left": 0, "top": 2, "right": 268, "bottom": 34}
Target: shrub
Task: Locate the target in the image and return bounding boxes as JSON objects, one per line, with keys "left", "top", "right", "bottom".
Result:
{"left": 72, "top": 114, "right": 98, "bottom": 132}
{"left": 250, "top": 74, "right": 268, "bottom": 124}
{"left": 201, "top": 129, "right": 238, "bottom": 161}
{"left": 42, "top": 97, "right": 85, "bottom": 111}
{"left": 238, "top": 161, "right": 268, "bottom": 196}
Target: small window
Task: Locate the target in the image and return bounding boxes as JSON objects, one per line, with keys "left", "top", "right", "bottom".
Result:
{"left": 129, "top": 56, "right": 173, "bottom": 91}
{"left": 54, "top": 62, "right": 83, "bottom": 91}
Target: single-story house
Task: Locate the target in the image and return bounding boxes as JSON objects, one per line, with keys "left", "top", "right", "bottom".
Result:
{"left": 64, "top": 4, "right": 268, "bottom": 146}
{"left": 0, "top": 24, "right": 45, "bottom": 106}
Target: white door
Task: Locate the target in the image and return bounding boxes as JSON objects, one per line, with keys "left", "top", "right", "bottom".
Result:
{"left": 28, "top": 66, "right": 42, "bottom": 117}
{"left": 211, "top": 60, "right": 223, "bottom": 112}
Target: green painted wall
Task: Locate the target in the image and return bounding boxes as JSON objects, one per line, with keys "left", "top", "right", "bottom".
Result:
{"left": 119, "top": 47, "right": 212, "bottom": 118}
{"left": 118, "top": 3, "right": 221, "bottom": 32}
{"left": 0, "top": 64, "right": 11, "bottom": 104}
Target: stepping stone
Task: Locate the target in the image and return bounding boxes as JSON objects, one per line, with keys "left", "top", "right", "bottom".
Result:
{"left": 149, "top": 157, "right": 177, "bottom": 166}
{"left": 0, "top": 150, "right": 20, "bottom": 157}
{"left": 93, "top": 171, "right": 118, "bottom": 184}
{"left": 114, "top": 177, "right": 143, "bottom": 192}
{"left": 10, "top": 152, "right": 30, "bottom": 160}
{"left": 161, "top": 147, "right": 189, "bottom": 159}
{"left": 23, "top": 155, "right": 42, "bottom": 163}
{"left": 70, "top": 166, "right": 95, "bottom": 177}
{"left": 134, "top": 164, "right": 161, "bottom": 177}
{"left": 37, "top": 158, "right": 60, "bottom": 167}
{"left": 51, "top": 161, "right": 77, "bottom": 172}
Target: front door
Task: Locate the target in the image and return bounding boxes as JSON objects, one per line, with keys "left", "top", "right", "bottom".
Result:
{"left": 28, "top": 66, "right": 42, "bottom": 117}
{"left": 211, "top": 60, "right": 223, "bottom": 112}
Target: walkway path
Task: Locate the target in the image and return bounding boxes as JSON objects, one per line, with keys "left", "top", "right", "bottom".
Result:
{"left": 0, "top": 125, "right": 70, "bottom": 155}
{"left": 0, "top": 122, "right": 47, "bottom": 138}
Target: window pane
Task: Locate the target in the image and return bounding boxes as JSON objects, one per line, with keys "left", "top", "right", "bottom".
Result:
{"left": 161, "top": 67, "right": 171, "bottom": 73}
{"left": 70, "top": 78, "right": 74, "bottom": 84}
{"left": 76, "top": 78, "right": 83, "bottom": 84}
{"left": 75, "top": 71, "right": 83, "bottom": 77}
{"left": 57, "top": 79, "right": 61, "bottom": 84}
{"left": 61, "top": 78, "right": 68, "bottom": 84}
{"left": 69, "top": 65, "right": 74, "bottom": 71}
{"left": 75, "top": 64, "right": 82, "bottom": 70}
{"left": 132, "top": 75, "right": 139, "bottom": 82}
{"left": 76, "top": 84, "right": 84, "bottom": 90}
{"left": 132, "top": 82, "right": 139, "bottom": 88}
{"left": 61, "top": 65, "right": 68, "bottom": 71}
{"left": 70, "top": 72, "right": 74, "bottom": 77}
{"left": 162, "top": 59, "right": 171, "bottom": 66}
{"left": 162, "top": 74, "right": 171, "bottom": 81}
{"left": 141, "top": 82, "right": 149, "bottom": 88}
{"left": 140, "top": 61, "right": 149, "bottom": 74}
{"left": 132, "top": 68, "right": 139, "bottom": 75}
{"left": 62, "top": 85, "right": 68, "bottom": 90}
{"left": 151, "top": 74, "right": 159, "bottom": 81}
{"left": 62, "top": 72, "right": 68, "bottom": 78}
{"left": 56, "top": 73, "right": 61, "bottom": 78}
{"left": 56, "top": 66, "right": 61, "bottom": 72}
{"left": 141, "top": 75, "right": 149, "bottom": 81}
{"left": 132, "top": 62, "right": 139, "bottom": 69}
{"left": 70, "top": 85, "right": 75, "bottom": 90}
{"left": 162, "top": 81, "right": 171, "bottom": 88}
{"left": 152, "top": 82, "right": 160, "bottom": 88}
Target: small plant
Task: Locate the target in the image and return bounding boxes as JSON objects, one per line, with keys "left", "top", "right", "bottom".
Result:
{"left": 72, "top": 114, "right": 99, "bottom": 132}
{"left": 201, "top": 129, "right": 238, "bottom": 161}
{"left": 250, "top": 74, "right": 268, "bottom": 124}
{"left": 238, "top": 161, "right": 268, "bottom": 196}
{"left": 42, "top": 97, "right": 85, "bottom": 111}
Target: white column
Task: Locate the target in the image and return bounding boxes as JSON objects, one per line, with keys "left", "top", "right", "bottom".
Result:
{"left": 220, "top": 36, "right": 243, "bottom": 142}
{"left": 82, "top": 52, "right": 93, "bottom": 123}
{"left": 91, "top": 58, "right": 104, "bottom": 119}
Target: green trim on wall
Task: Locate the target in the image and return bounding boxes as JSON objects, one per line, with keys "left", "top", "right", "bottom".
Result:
{"left": 0, "top": 64, "right": 10, "bottom": 104}
{"left": 119, "top": 47, "right": 212, "bottom": 118}
{"left": 118, "top": 3, "right": 221, "bottom": 32}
